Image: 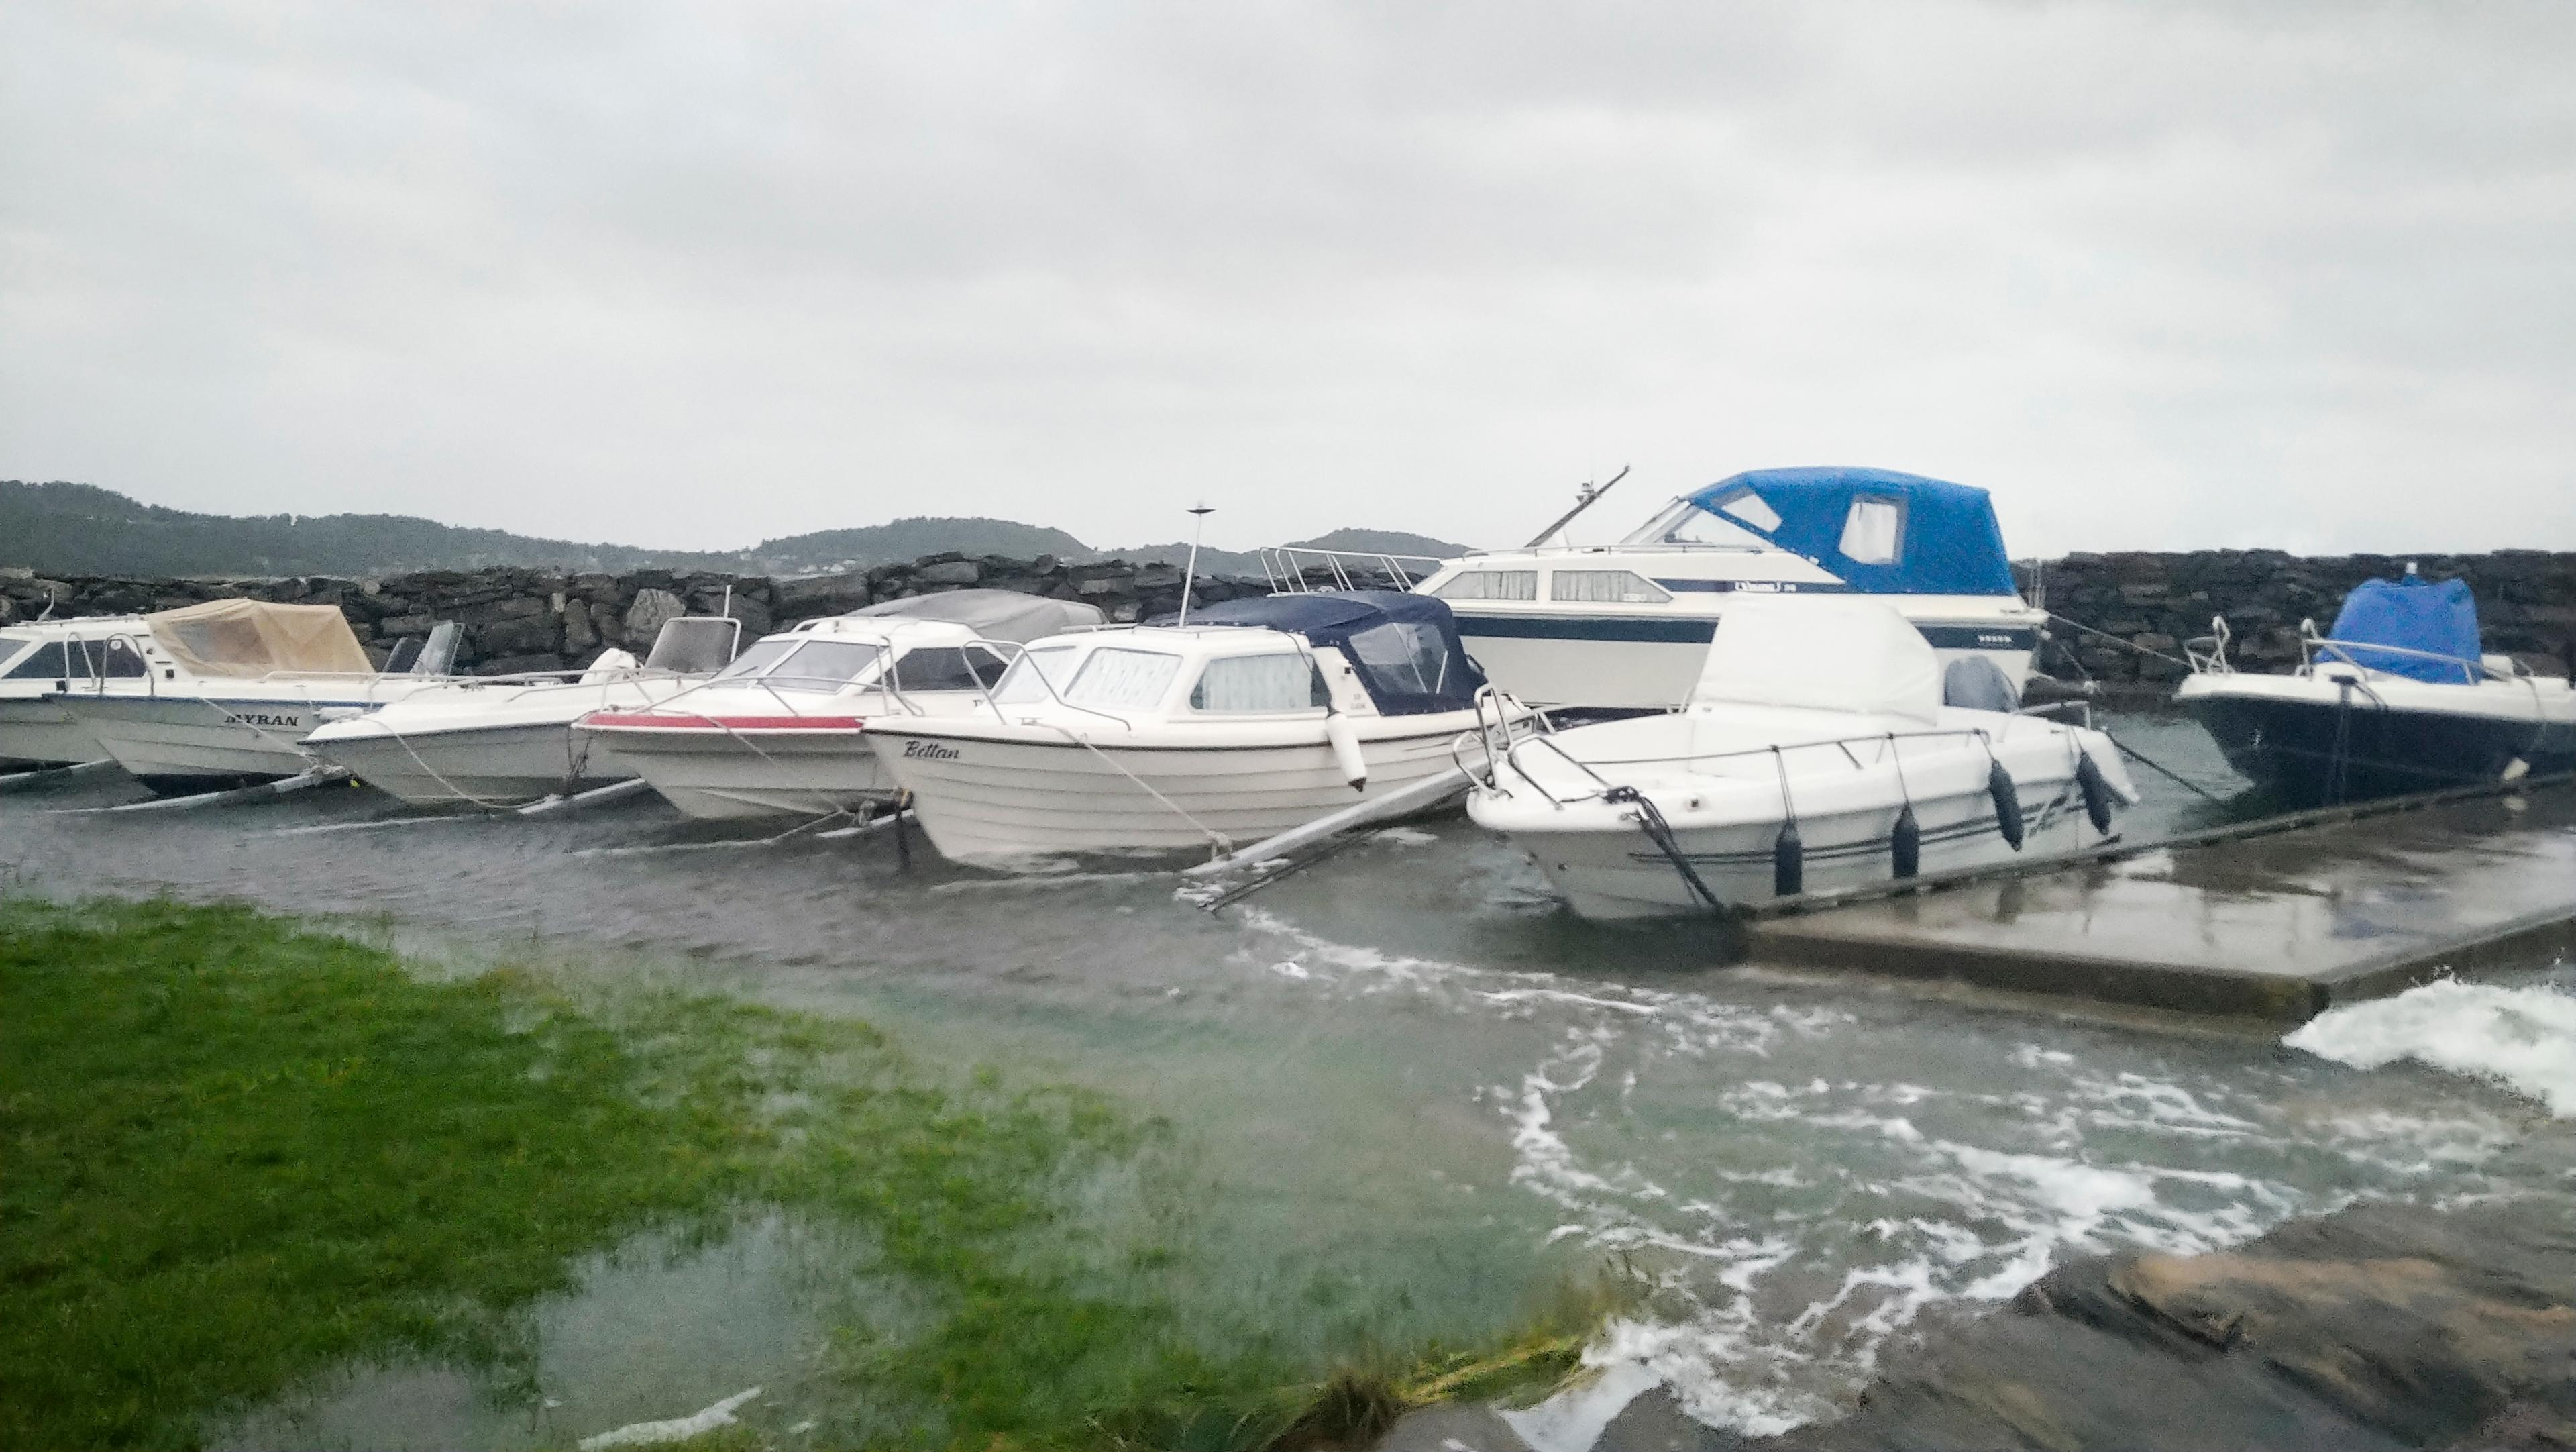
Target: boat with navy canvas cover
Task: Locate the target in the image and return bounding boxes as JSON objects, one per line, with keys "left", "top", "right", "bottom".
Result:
{"left": 869, "top": 590, "right": 1532, "bottom": 863}
{"left": 51, "top": 599, "right": 451, "bottom": 794}
{"left": 2175, "top": 569, "right": 2576, "bottom": 806}
{"left": 300, "top": 616, "right": 744, "bottom": 807}
{"left": 1466, "top": 596, "right": 2137, "bottom": 919}
{"left": 0, "top": 614, "right": 152, "bottom": 769}
{"left": 1408, "top": 467, "right": 2045, "bottom": 712}
{"left": 578, "top": 590, "right": 1106, "bottom": 819}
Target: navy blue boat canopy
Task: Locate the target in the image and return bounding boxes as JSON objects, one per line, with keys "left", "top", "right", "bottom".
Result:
{"left": 2326, "top": 574, "right": 2484, "bottom": 684}
{"left": 1658, "top": 466, "right": 2019, "bottom": 597}
{"left": 1150, "top": 590, "right": 1487, "bottom": 715}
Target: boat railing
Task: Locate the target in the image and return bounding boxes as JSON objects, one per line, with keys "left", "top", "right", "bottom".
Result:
{"left": 2298, "top": 619, "right": 2514, "bottom": 687}
{"left": 1497, "top": 723, "right": 2016, "bottom": 809}
{"left": 1256, "top": 546, "right": 1447, "bottom": 595}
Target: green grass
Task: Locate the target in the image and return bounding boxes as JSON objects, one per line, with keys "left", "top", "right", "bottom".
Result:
{"left": 0, "top": 896, "right": 1611, "bottom": 1450}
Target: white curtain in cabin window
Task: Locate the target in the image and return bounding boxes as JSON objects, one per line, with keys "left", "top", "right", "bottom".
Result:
{"left": 1549, "top": 570, "right": 1672, "bottom": 604}
{"left": 1839, "top": 497, "right": 1904, "bottom": 565}
{"left": 1433, "top": 570, "right": 1538, "bottom": 601}
{"left": 1064, "top": 648, "right": 1183, "bottom": 709}
{"left": 1190, "top": 654, "right": 1323, "bottom": 712}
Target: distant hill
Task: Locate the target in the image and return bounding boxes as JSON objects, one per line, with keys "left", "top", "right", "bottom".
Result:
{"left": 747, "top": 517, "right": 1094, "bottom": 575}
{"left": 0, "top": 480, "right": 1474, "bottom": 580}
{"left": 0, "top": 481, "right": 738, "bottom": 577}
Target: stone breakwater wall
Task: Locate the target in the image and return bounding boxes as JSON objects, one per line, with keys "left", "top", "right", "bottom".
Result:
{"left": 2021, "top": 550, "right": 2576, "bottom": 687}
{"left": 0, "top": 553, "right": 1273, "bottom": 674}
{"left": 4, "top": 548, "right": 2569, "bottom": 684}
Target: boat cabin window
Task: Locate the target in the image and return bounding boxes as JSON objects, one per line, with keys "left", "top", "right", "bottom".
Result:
{"left": 991, "top": 645, "right": 1079, "bottom": 705}
{"left": 1063, "top": 648, "right": 1183, "bottom": 710}
{"left": 94, "top": 637, "right": 149, "bottom": 678}
{"left": 890, "top": 645, "right": 1006, "bottom": 692}
{"left": 1346, "top": 621, "right": 1452, "bottom": 697}
{"left": 765, "top": 639, "right": 885, "bottom": 692}
{"left": 1189, "top": 653, "right": 1329, "bottom": 713}
{"left": 1432, "top": 570, "right": 1538, "bottom": 601}
{"left": 1838, "top": 496, "right": 1905, "bottom": 566}
{"left": 5, "top": 641, "right": 70, "bottom": 680}
{"left": 1550, "top": 570, "right": 1672, "bottom": 605}
{"left": 1621, "top": 495, "right": 1770, "bottom": 548}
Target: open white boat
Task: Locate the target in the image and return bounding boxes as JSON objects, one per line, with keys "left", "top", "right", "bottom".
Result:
{"left": 1466, "top": 597, "right": 2139, "bottom": 919}
{"left": 52, "top": 600, "right": 449, "bottom": 795}
{"left": 868, "top": 591, "right": 1522, "bottom": 864}
{"left": 2176, "top": 570, "right": 2575, "bottom": 806}
{"left": 578, "top": 591, "right": 1106, "bottom": 820}
{"left": 1393, "top": 467, "right": 2046, "bottom": 712}
{"left": 301, "top": 617, "right": 744, "bottom": 807}
{"left": 1, "top": 615, "right": 152, "bottom": 769}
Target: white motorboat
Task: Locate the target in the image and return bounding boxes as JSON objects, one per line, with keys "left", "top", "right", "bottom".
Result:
{"left": 2176, "top": 569, "right": 2576, "bottom": 806}
{"left": 578, "top": 591, "right": 1106, "bottom": 820}
{"left": 1466, "top": 597, "right": 2139, "bottom": 919}
{"left": 52, "top": 599, "right": 449, "bottom": 795}
{"left": 1392, "top": 467, "right": 2045, "bottom": 712}
{"left": 0, "top": 614, "right": 152, "bottom": 769}
{"left": 300, "top": 617, "right": 745, "bottom": 806}
{"left": 868, "top": 591, "right": 1524, "bottom": 864}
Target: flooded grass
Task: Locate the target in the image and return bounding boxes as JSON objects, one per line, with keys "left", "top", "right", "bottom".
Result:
{"left": 0, "top": 895, "right": 1602, "bottom": 1450}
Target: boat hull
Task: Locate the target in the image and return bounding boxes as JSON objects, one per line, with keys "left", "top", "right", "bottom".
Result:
{"left": 1487, "top": 774, "right": 2106, "bottom": 920}
{"left": 60, "top": 694, "right": 360, "bottom": 794}
{"left": 304, "top": 720, "right": 631, "bottom": 806}
{"left": 869, "top": 719, "right": 1472, "bottom": 862}
{"left": 0, "top": 696, "right": 103, "bottom": 770}
{"left": 583, "top": 718, "right": 890, "bottom": 819}
{"left": 2181, "top": 691, "right": 2575, "bottom": 807}
{"left": 1450, "top": 610, "right": 2037, "bottom": 711}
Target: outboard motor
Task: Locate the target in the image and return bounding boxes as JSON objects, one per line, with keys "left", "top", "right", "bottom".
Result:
{"left": 1942, "top": 655, "right": 2021, "bottom": 713}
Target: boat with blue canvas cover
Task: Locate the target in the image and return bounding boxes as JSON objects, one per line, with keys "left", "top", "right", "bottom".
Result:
{"left": 1406, "top": 467, "right": 2046, "bottom": 712}
{"left": 2176, "top": 567, "right": 2576, "bottom": 806}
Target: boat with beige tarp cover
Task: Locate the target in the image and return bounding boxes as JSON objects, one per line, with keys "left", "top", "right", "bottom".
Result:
{"left": 52, "top": 599, "right": 453, "bottom": 795}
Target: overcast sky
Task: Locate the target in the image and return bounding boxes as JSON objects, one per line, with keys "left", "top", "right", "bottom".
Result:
{"left": 5, "top": 2, "right": 2571, "bottom": 556}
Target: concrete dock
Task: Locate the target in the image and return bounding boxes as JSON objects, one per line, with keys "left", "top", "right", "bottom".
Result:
{"left": 1747, "top": 778, "right": 2576, "bottom": 1021}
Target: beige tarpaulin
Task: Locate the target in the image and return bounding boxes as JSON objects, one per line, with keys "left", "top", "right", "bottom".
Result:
{"left": 144, "top": 599, "right": 374, "bottom": 678}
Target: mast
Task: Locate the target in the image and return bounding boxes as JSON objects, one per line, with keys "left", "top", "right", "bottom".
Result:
{"left": 1177, "top": 503, "right": 1215, "bottom": 626}
{"left": 1523, "top": 464, "right": 1631, "bottom": 549}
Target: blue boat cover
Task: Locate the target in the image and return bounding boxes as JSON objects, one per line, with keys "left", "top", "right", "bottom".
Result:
{"left": 1680, "top": 466, "right": 2019, "bottom": 596}
{"left": 2326, "top": 574, "right": 2483, "bottom": 684}
{"left": 1148, "top": 590, "right": 1488, "bottom": 715}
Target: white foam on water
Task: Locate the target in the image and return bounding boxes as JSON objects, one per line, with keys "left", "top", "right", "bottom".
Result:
{"left": 1373, "top": 825, "right": 1440, "bottom": 845}
{"left": 578, "top": 1386, "right": 761, "bottom": 1449}
{"left": 2288, "top": 978, "right": 2576, "bottom": 1118}
{"left": 1496, "top": 1356, "right": 1662, "bottom": 1452}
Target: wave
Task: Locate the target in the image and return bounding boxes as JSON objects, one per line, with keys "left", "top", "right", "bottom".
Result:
{"left": 2287, "top": 978, "right": 2576, "bottom": 1118}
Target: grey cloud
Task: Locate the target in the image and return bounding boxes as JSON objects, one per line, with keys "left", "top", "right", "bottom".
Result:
{"left": 2, "top": 0, "right": 2570, "bottom": 554}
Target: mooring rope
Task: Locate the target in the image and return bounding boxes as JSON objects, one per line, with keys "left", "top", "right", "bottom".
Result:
{"left": 1602, "top": 784, "right": 1724, "bottom": 915}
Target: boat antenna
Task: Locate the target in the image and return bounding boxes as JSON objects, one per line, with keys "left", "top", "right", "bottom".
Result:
{"left": 1523, "top": 464, "right": 1630, "bottom": 549}
{"left": 1177, "top": 503, "right": 1215, "bottom": 626}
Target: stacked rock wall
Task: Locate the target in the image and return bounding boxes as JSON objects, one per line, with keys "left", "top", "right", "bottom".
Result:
{"left": 0, "top": 553, "right": 1271, "bottom": 674}
{"left": 2022, "top": 550, "right": 2576, "bottom": 688}
{"left": 6, "top": 548, "right": 2568, "bottom": 688}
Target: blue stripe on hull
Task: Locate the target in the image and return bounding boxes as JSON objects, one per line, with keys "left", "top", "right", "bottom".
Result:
{"left": 1453, "top": 616, "right": 2038, "bottom": 651}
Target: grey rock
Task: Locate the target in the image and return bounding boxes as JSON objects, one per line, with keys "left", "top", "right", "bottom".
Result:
{"left": 623, "top": 588, "right": 686, "bottom": 643}
{"left": 917, "top": 559, "right": 983, "bottom": 586}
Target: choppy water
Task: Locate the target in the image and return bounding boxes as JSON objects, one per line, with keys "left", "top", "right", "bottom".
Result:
{"left": 8, "top": 710, "right": 2573, "bottom": 1446}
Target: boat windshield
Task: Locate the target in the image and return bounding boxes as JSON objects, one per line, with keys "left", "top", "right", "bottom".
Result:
{"left": 763, "top": 639, "right": 885, "bottom": 692}
{"left": 991, "top": 645, "right": 1081, "bottom": 705}
{"left": 1346, "top": 620, "right": 1453, "bottom": 698}
{"left": 1620, "top": 493, "right": 1773, "bottom": 548}
{"left": 708, "top": 637, "right": 885, "bottom": 692}
{"left": 710, "top": 639, "right": 796, "bottom": 682}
